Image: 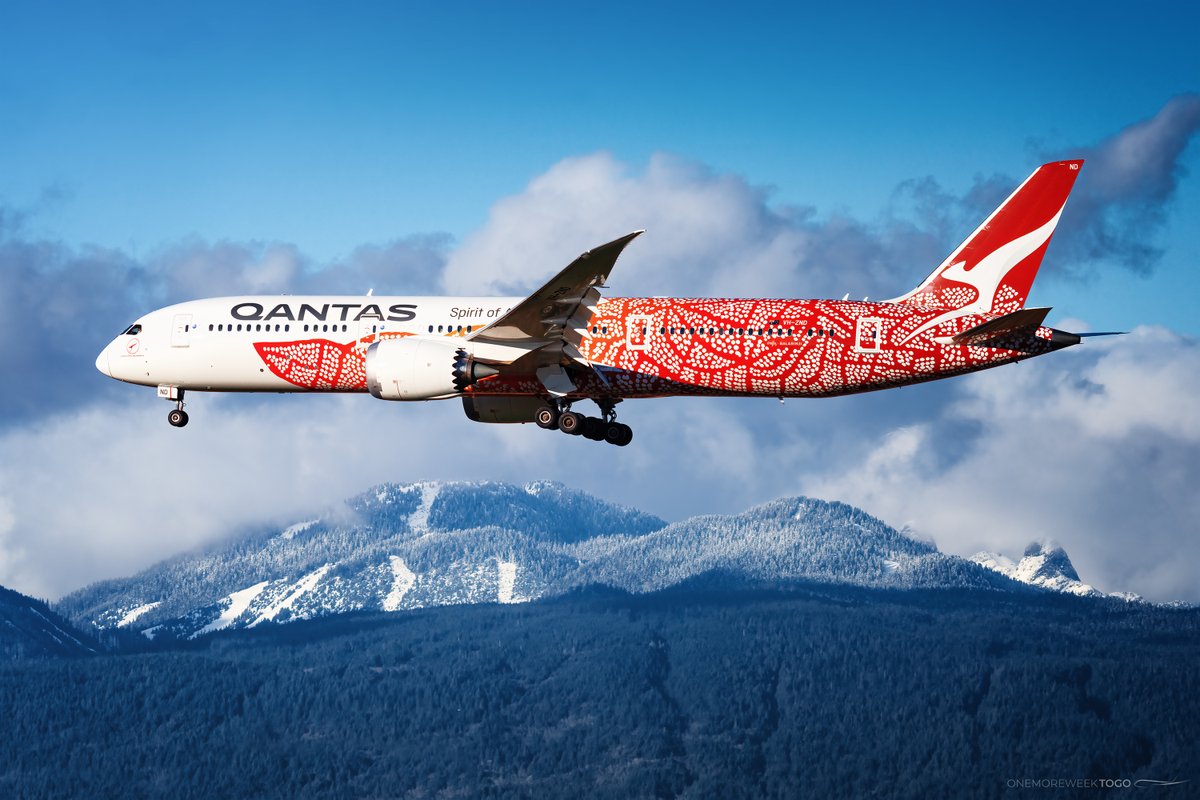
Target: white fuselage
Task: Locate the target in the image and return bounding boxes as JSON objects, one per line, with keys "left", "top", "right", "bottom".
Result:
{"left": 96, "top": 295, "right": 521, "bottom": 391}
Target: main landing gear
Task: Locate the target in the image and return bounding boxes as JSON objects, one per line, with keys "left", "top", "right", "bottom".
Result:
{"left": 535, "top": 398, "right": 633, "bottom": 446}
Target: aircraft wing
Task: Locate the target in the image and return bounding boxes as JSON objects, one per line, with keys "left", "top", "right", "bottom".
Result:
{"left": 466, "top": 231, "right": 643, "bottom": 395}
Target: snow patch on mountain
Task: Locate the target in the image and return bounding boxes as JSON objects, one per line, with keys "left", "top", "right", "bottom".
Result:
{"left": 116, "top": 602, "right": 160, "bottom": 628}
{"left": 195, "top": 581, "right": 270, "bottom": 637}
{"left": 497, "top": 560, "right": 519, "bottom": 604}
{"left": 407, "top": 482, "right": 440, "bottom": 534}
{"left": 28, "top": 607, "right": 92, "bottom": 651}
{"left": 971, "top": 541, "right": 1105, "bottom": 598}
{"left": 279, "top": 520, "right": 318, "bottom": 541}
{"left": 383, "top": 556, "right": 416, "bottom": 612}
{"left": 251, "top": 564, "right": 333, "bottom": 626}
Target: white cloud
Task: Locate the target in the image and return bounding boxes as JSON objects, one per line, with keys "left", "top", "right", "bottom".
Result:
{"left": 441, "top": 152, "right": 846, "bottom": 301}
{"left": 805, "top": 328, "right": 1200, "bottom": 603}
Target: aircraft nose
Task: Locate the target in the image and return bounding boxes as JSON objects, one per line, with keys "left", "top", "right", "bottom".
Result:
{"left": 95, "top": 347, "right": 111, "bottom": 377}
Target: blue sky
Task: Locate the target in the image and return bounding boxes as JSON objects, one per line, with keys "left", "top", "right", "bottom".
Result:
{"left": 1, "top": 2, "right": 1198, "bottom": 602}
{"left": 3, "top": 3, "right": 1198, "bottom": 332}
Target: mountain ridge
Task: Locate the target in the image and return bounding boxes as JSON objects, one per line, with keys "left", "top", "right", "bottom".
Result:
{"left": 57, "top": 480, "right": 1146, "bottom": 641}
{"left": 0, "top": 584, "right": 97, "bottom": 658}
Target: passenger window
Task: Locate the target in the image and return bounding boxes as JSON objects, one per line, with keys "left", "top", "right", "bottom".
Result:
{"left": 428, "top": 325, "right": 434, "bottom": 333}
{"left": 467, "top": 326, "right": 473, "bottom": 333}
{"left": 285, "top": 324, "right": 290, "bottom": 332}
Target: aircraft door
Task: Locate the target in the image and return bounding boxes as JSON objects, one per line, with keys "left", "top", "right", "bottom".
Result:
{"left": 357, "top": 317, "right": 377, "bottom": 351}
{"left": 855, "top": 317, "right": 882, "bottom": 353}
{"left": 171, "top": 314, "right": 193, "bottom": 348}
{"left": 626, "top": 315, "right": 653, "bottom": 351}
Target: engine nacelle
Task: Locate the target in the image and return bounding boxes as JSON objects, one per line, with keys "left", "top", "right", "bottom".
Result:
{"left": 462, "top": 396, "right": 546, "bottom": 424}
{"left": 365, "top": 337, "right": 463, "bottom": 401}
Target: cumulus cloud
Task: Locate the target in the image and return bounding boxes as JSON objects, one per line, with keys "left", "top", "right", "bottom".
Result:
{"left": 0, "top": 388, "right": 830, "bottom": 599}
{"left": 1049, "top": 93, "right": 1200, "bottom": 276}
{"left": 443, "top": 95, "right": 1200, "bottom": 302}
{"left": 441, "top": 152, "right": 926, "bottom": 303}
{"left": 874, "top": 94, "right": 1200, "bottom": 284}
{"left": 0, "top": 223, "right": 447, "bottom": 428}
{"left": 804, "top": 328, "right": 1200, "bottom": 603}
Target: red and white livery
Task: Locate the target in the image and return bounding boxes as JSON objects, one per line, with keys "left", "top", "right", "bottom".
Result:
{"left": 97, "top": 161, "right": 1100, "bottom": 446}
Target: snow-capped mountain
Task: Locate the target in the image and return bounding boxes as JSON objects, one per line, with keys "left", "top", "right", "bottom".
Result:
{"left": 970, "top": 541, "right": 1133, "bottom": 600}
{"left": 60, "top": 481, "right": 1087, "bottom": 641}
{"left": 0, "top": 584, "right": 97, "bottom": 658}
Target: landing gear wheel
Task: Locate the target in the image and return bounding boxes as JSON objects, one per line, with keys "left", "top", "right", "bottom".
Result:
{"left": 534, "top": 405, "right": 560, "bottom": 430}
{"left": 167, "top": 409, "right": 189, "bottom": 428}
{"left": 581, "top": 416, "right": 606, "bottom": 440}
{"left": 604, "top": 422, "right": 632, "bottom": 446}
{"left": 558, "top": 411, "right": 584, "bottom": 435}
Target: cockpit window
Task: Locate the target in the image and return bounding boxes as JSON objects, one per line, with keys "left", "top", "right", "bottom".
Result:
{"left": 122, "top": 324, "right": 142, "bottom": 336}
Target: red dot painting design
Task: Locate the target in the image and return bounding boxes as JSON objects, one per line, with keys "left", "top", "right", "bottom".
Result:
{"left": 254, "top": 332, "right": 413, "bottom": 391}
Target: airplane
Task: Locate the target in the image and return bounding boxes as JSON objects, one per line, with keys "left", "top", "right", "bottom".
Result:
{"left": 97, "top": 160, "right": 1108, "bottom": 447}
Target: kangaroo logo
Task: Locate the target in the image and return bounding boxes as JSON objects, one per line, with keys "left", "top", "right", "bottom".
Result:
{"left": 899, "top": 206, "right": 1065, "bottom": 344}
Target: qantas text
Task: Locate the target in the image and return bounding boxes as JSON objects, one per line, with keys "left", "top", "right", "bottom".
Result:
{"left": 229, "top": 302, "right": 418, "bottom": 323}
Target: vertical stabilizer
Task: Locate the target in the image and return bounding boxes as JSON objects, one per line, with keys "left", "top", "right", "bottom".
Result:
{"left": 892, "top": 161, "right": 1083, "bottom": 324}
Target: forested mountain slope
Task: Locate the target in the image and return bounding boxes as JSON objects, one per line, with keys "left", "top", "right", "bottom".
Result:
{"left": 7, "top": 582, "right": 1199, "bottom": 798}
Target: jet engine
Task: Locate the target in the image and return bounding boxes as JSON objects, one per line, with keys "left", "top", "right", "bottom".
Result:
{"left": 365, "top": 338, "right": 499, "bottom": 401}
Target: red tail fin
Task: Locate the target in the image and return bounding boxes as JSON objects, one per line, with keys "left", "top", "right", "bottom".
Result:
{"left": 893, "top": 160, "right": 1083, "bottom": 318}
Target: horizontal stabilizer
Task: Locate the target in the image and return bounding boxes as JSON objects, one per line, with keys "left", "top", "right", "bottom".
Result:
{"left": 948, "top": 307, "right": 1051, "bottom": 346}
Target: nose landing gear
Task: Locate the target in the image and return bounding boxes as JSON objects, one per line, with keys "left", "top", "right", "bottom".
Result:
{"left": 160, "top": 386, "right": 189, "bottom": 428}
